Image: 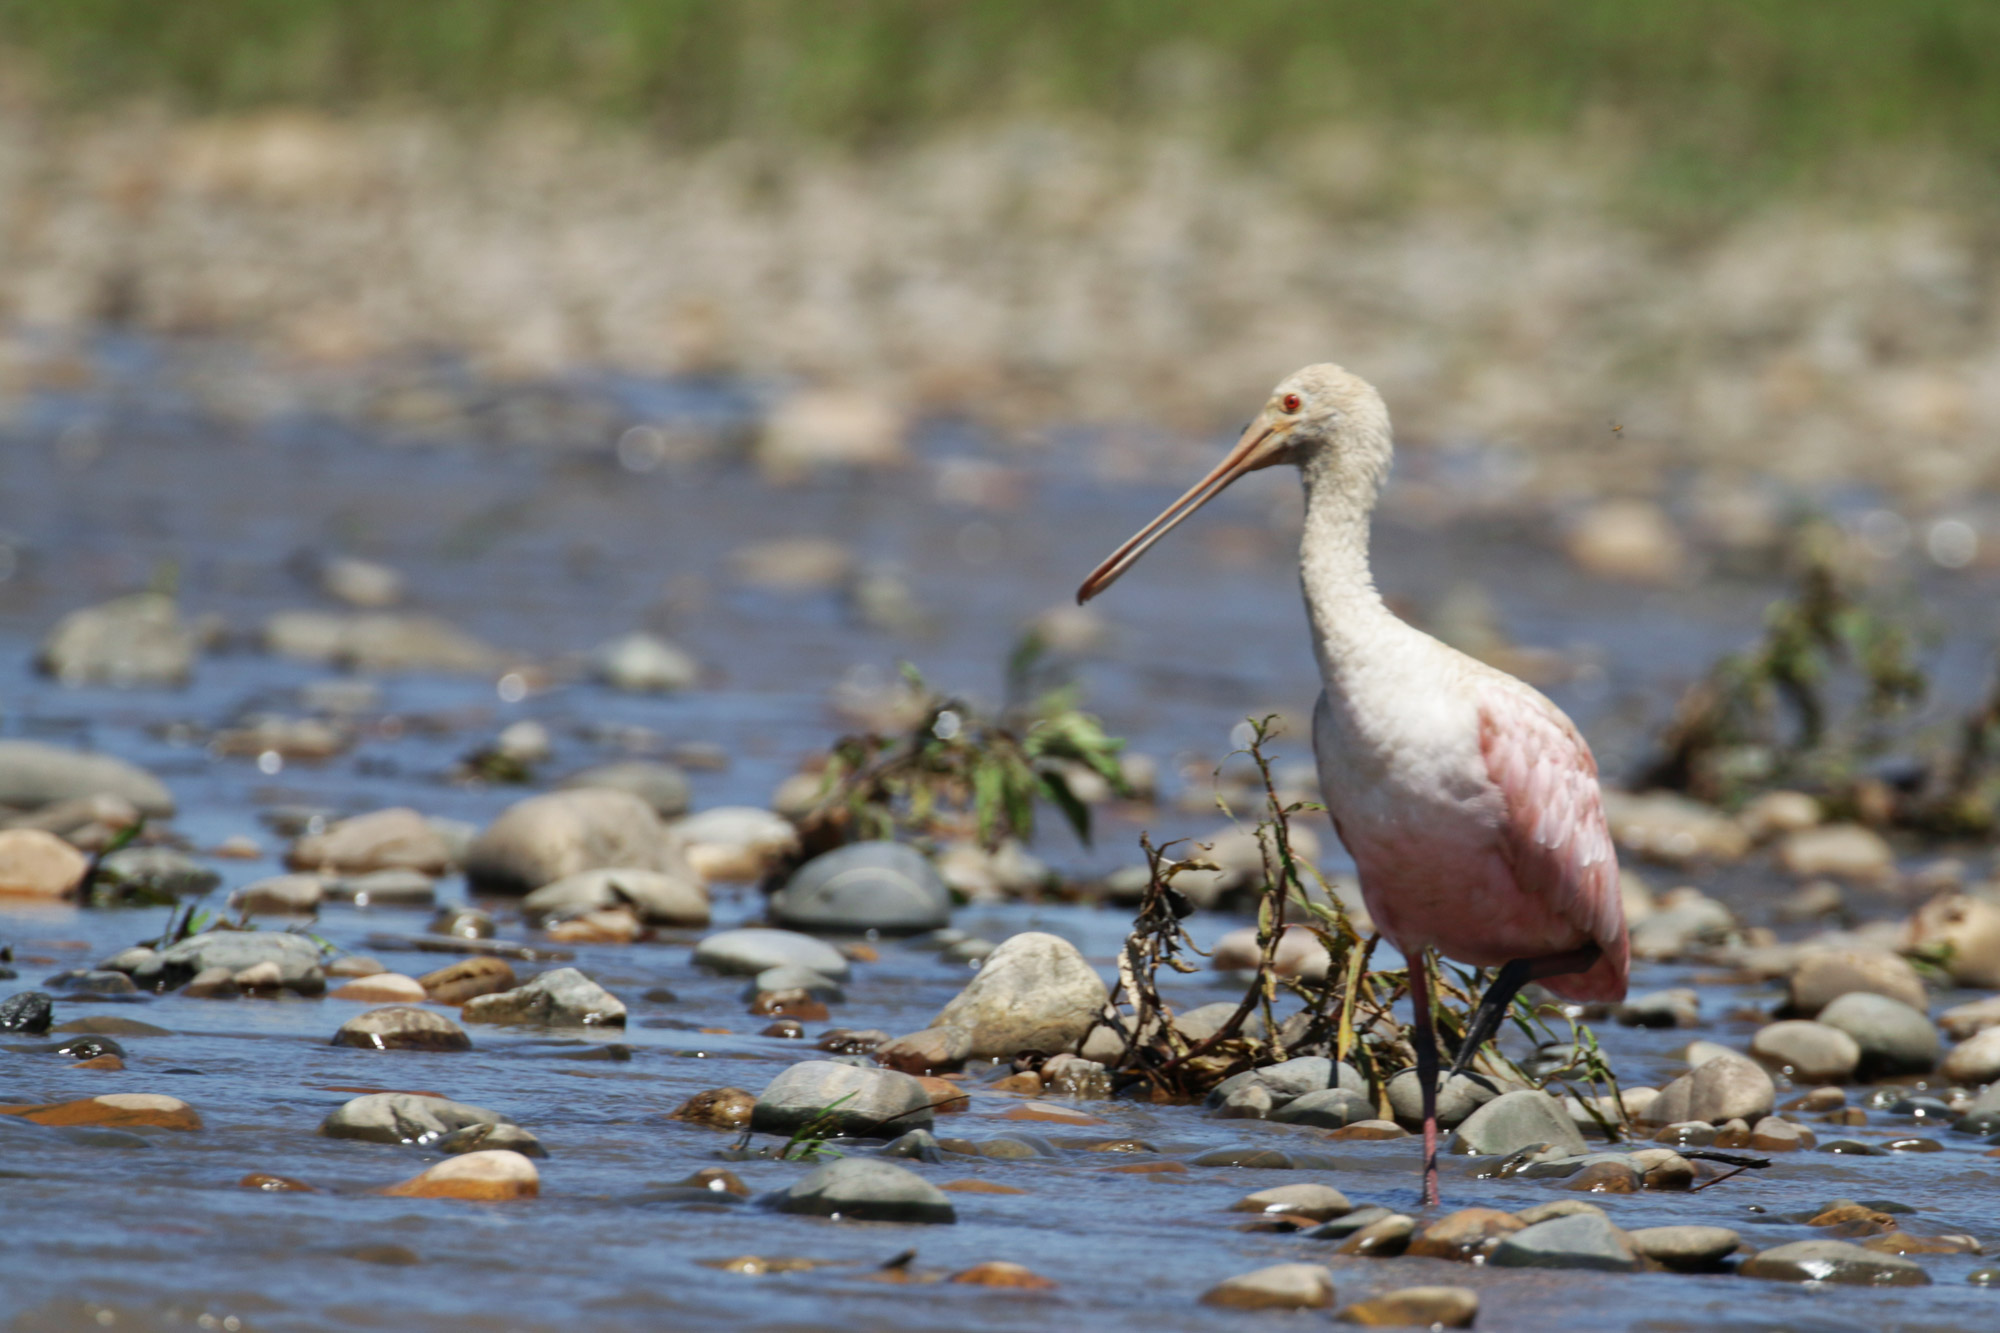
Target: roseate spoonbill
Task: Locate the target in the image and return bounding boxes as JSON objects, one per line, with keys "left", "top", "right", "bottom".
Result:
{"left": 1077, "top": 364, "right": 1628, "bottom": 1207}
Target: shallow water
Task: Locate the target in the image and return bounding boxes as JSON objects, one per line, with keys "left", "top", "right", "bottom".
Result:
{"left": 4, "top": 335, "right": 2000, "bottom": 1331}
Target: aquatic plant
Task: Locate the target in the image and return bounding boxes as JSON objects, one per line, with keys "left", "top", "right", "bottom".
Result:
{"left": 1093, "top": 716, "right": 1627, "bottom": 1126}
{"left": 1639, "top": 526, "right": 1929, "bottom": 808}
{"left": 797, "top": 646, "right": 1129, "bottom": 855}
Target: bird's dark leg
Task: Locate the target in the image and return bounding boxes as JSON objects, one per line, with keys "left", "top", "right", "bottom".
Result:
{"left": 1447, "top": 944, "right": 1603, "bottom": 1080}
{"left": 1406, "top": 950, "right": 1441, "bottom": 1209}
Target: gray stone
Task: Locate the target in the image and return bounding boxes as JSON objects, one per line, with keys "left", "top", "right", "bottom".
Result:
{"left": 464, "top": 788, "right": 682, "bottom": 895}
{"left": 38, "top": 592, "right": 197, "bottom": 688}
{"left": 931, "top": 931, "right": 1108, "bottom": 1059}
{"left": 287, "top": 807, "right": 456, "bottom": 876}
{"left": 878, "top": 1128, "right": 943, "bottom": 1162}
{"left": 770, "top": 841, "right": 951, "bottom": 934}
{"left": 1447, "top": 1089, "right": 1589, "bottom": 1157}
{"left": 744, "top": 965, "right": 845, "bottom": 1002}
{"left": 228, "top": 874, "right": 325, "bottom": 917}
{"left": 92, "top": 847, "right": 217, "bottom": 898}
{"left": 262, "top": 610, "right": 502, "bottom": 674}
{"left": 332, "top": 1006, "right": 471, "bottom": 1051}
{"left": 1173, "top": 1001, "right": 1267, "bottom": 1046}
{"left": 1627, "top": 1225, "right": 1741, "bottom": 1271}
{"left": 461, "top": 968, "right": 626, "bottom": 1027}
{"left": 1271, "top": 1088, "right": 1376, "bottom": 1129}
{"left": 1740, "top": 1239, "right": 1931, "bottom": 1286}
{"left": 521, "top": 866, "right": 709, "bottom": 926}
{"left": 1209, "top": 1057, "right": 1365, "bottom": 1108}
{"left": 751, "top": 1060, "right": 936, "bottom": 1137}
{"left": 1215, "top": 1083, "right": 1276, "bottom": 1119}
{"left": 1750, "top": 1019, "right": 1860, "bottom": 1083}
{"left": 1387, "top": 1071, "right": 1504, "bottom": 1130}
{"left": 1616, "top": 988, "right": 1700, "bottom": 1028}
{"left": 434, "top": 1121, "right": 547, "bottom": 1158}
{"left": 323, "top": 869, "right": 437, "bottom": 906}
{"left": 0, "top": 991, "right": 53, "bottom": 1034}
{"left": 1488, "top": 1211, "right": 1641, "bottom": 1271}
{"left": 1787, "top": 948, "right": 1928, "bottom": 1016}
{"left": 772, "top": 1157, "right": 954, "bottom": 1223}
{"left": 0, "top": 741, "right": 174, "bottom": 817}
{"left": 137, "top": 931, "right": 326, "bottom": 995}
{"left": 1649, "top": 1052, "right": 1775, "bottom": 1124}
{"left": 1817, "top": 992, "right": 1940, "bottom": 1077}
{"left": 321, "top": 1092, "right": 511, "bottom": 1145}
{"left": 1199, "top": 1263, "right": 1335, "bottom": 1311}
{"left": 591, "top": 632, "right": 700, "bottom": 693}
{"left": 1229, "top": 1183, "right": 1352, "bottom": 1221}
{"left": 694, "top": 928, "right": 851, "bottom": 981}
{"left": 559, "top": 761, "right": 692, "bottom": 817}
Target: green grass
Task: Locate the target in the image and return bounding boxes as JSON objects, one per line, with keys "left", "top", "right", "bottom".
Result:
{"left": 5, "top": 1, "right": 2000, "bottom": 186}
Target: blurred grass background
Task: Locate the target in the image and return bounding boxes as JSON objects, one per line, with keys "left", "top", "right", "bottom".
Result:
{"left": 4, "top": 0, "right": 1997, "bottom": 197}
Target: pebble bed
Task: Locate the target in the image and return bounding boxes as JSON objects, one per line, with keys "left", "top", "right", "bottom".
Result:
{"left": 3, "top": 334, "right": 2000, "bottom": 1330}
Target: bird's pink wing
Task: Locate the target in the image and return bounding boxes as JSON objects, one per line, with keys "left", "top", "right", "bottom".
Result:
{"left": 1475, "top": 678, "right": 1629, "bottom": 1000}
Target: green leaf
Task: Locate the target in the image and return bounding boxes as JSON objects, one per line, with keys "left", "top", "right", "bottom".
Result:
{"left": 1039, "top": 769, "right": 1091, "bottom": 844}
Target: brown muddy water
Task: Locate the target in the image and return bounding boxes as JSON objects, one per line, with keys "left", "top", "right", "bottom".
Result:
{"left": 3, "top": 333, "right": 2000, "bottom": 1331}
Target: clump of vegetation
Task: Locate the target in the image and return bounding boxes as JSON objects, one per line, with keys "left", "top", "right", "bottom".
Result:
{"left": 794, "top": 645, "right": 1129, "bottom": 857}
{"left": 1091, "top": 717, "right": 1628, "bottom": 1133}
{"left": 1640, "top": 526, "right": 1928, "bottom": 804}
{"left": 1638, "top": 523, "right": 2000, "bottom": 835}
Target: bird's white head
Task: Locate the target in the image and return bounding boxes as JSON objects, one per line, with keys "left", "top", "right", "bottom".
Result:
{"left": 1076, "top": 363, "right": 1391, "bottom": 602}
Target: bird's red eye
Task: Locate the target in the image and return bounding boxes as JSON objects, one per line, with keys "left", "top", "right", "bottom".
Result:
{"left": 1281, "top": 393, "right": 1302, "bottom": 413}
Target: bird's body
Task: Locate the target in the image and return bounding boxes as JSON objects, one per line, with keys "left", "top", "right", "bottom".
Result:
{"left": 1078, "top": 362, "right": 1627, "bottom": 1207}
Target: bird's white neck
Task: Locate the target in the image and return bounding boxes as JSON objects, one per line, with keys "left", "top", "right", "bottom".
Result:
{"left": 1297, "top": 454, "right": 1395, "bottom": 686}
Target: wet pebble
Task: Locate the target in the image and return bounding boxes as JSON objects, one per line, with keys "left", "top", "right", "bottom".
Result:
{"left": 322, "top": 1092, "right": 512, "bottom": 1145}
{"left": 1750, "top": 1019, "right": 1860, "bottom": 1083}
{"left": 462, "top": 967, "right": 627, "bottom": 1028}
{"left": 463, "top": 788, "right": 680, "bottom": 896}
{"left": 1403, "top": 1209, "right": 1521, "bottom": 1262}
{"left": 0, "top": 829, "right": 88, "bottom": 898}
{"left": 672, "top": 806, "right": 800, "bottom": 882}
{"left": 1198, "top": 1263, "right": 1335, "bottom": 1311}
{"left": 324, "top": 869, "right": 437, "bottom": 907}
{"left": 770, "top": 841, "right": 952, "bottom": 934}
{"left": 559, "top": 761, "right": 692, "bottom": 818}
{"left": 1336, "top": 1214, "right": 1416, "bottom": 1257}
{"left": 1649, "top": 1052, "right": 1774, "bottom": 1124}
{"left": 591, "top": 631, "right": 700, "bottom": 693}
{"left": 419, "top": 956, "right": 516, "bottom": 1004}
{"left": 669, "top": 1087, "right": 757, "bottom": 1130}
{"left": 771, "top": 1158, "right": 955, "bottom": 1224}
{"left": 694, "top": 928, "right": 851, "bottom": 981}
{"left": 949, "top": 1261, "right": 1054, "bottom": 1289}
{"left": 330, "top": 972, "right": 428, "bottom": 1003}
{"left": 1, "top": 1093, "right": 200, "bottom": 1131}
{"left": 331, "top": 1006, "right": 471, "bottom": 1051}
{"left": 752, "top": 1061, "right": 935, "bottom": 1136}
{"left": 1229, "top": 1183, "right": 1352, "bottom": 1221}
{"left": 1787, "top": 948, "right": 1927, "bottom": 1017}
{"left": 1739, "top": 1239, "right": 1930, "bottom": 1285}
{"left": 1817, "top": 992, "right": 1940, "bottom": 1077}
{"left": 381, "top": 1149, "right": 539, "bottom": 1201}
{"left": 0, "top": 991, "right": 55, "bottom": 1034}
{"left": 1335, "top": 1285, "right": 1477, "bottom": 1328}
{"left": 1627, "top": 1224, "right": 1741, "bottom": 1271}
{"left": 930, "top": 931, "right": 1108, "bottom": 1058}
{"left": 229, "top": 873, "right": 325, "bottom": 916}
{"left": 1447, "top": 1088, "right": 1586, "bottom": 1157}
{"left": 1488, "top": 1211, "right": 1640, "bottom": 1271}
{"left": 287, "top": 806, "right": 456, "bottom": 877}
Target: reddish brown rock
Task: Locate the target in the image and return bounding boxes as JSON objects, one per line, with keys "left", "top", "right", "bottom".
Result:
{"left": 949, "top": 1261, "right": 1055, "bottom": 1289}
{"left": 1407, "top": 1208, "right": 1523, "bottom": 1261}
{"left": 940, "top": 1179, "right": 1029, "bottom": 1195}
{"left": 668, "top": 1087, "right": 755, "bottom": 1130}
{"left": 240, "top": 1173, "right": 317, "bottom": 1192}
{"left": 0, "top": 1093, "right": 200, "bottom": 1131}
{"left": 419, "top": 957, "right": 517, "bottom": 1005}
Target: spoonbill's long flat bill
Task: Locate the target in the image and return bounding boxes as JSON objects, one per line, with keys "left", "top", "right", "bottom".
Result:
{"left": 1077, "top": 363, "right": 1629, "bottom": 1206}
